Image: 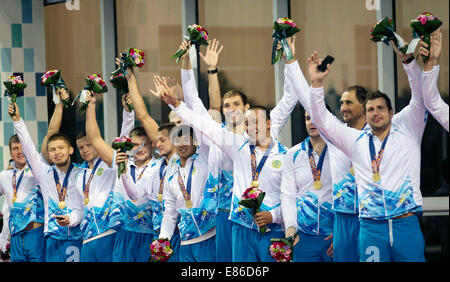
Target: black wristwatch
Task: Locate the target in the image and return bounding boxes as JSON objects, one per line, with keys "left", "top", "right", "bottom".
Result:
{"left": 403, "top": 56, "right": 414, "bottom": 65}
{"left": 207, "top": 68, "right": 218, "bottom": 74}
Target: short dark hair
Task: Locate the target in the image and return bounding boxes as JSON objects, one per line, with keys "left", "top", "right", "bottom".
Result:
{"left": 76, "top": 130, "right": 86, "bottom": 140}
{"left": 345, "top": 85, "right": 368, "bottom": 104}
{"left": 170, "top": 124, "right": 196, "bottom": 143}
{"left": 47, "top": 133, "right": 72, "bottom": 147}
{"left": 222, "top": 90, "right": 248, "bottom": 106}
{"left": 158, "top": 123, "right": 176, "bottom": 134}
{"left": 247, "top": 105, "right": 271, "bottom": 121}
{"left": 8, "top": 134, "right": 20, "bottom": 150}
{"left": 129, "top": 126, "right": 148, "bottom": 138}
{"left": 364, "top": 91, "right": 393, "bottom": 111}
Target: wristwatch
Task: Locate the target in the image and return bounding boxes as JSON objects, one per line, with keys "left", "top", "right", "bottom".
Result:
{"left": 403, "top": 56, "right": 414, "bottom": 64}
{"left": 207, "top": 68, "right": 218, "bottom": 74}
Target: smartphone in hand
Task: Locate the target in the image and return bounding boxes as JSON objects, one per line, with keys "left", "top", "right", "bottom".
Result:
{"left": 317, "top": 55, "right": 335, "bottom": 72}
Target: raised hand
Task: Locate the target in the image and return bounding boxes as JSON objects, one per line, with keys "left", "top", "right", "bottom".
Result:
{"left": 429, "top": 28, "right": 442, "bottom": 66}
{"left": 390, "top": 39, "right": 413, "bottom": 63}
{"left": 179, "top": 40, "right": 191, "bottom": 69}
{"left": 148, "top": 75, "right": 166, "bottom": 98}
{"left": 154, "top": 76, "right": 181, "bottom": 108}
{"left": 122, "top": 93, "right": 133, "bottom": 112}
{"left": 199, "top": 38, "right": 224, "bottom": 70}
{"left": 57, "top": 88, "right": 70, "bottom": 103}
{"left": 117, "top": 55, "right": 134, "bottom": 79}
{"left": 308, "top": 51, "right": 331, "bottom": 87}
{"left": 8, "top": 102, "right": 21, "bottom": 122}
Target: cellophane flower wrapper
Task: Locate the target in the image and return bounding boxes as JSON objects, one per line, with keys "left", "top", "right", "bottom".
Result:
{"left": 271, "top": 18, "right": 300, "bottom": 65}
{"left": 75, "top": 74, "right": 108, "bottom": 115}
{"left": 111, "top": 136, "right": 134, "bottom": 178}
{"left": 370, "top": 17, "right": 408, "bottom": 54}
{"left": 3, "top": 75, "right": 27, "bottom": 116}
{"left": 149, "top": 238, "right": 174, "bottom": 262}
{"left": 114, "top": 48, "right": 146, "bottom": 76}
{"left": 269, "top": 237, "right": 294, "bottom": 262}
{"left": 238, "top": 187, "right": 267, "bottom": 234}
{"left": 172, "top": 24, "right": 209, "bottom": 63}
{"left": 110, "top": 70, "right": 133, "bottom": 111}
{"left": 410, "top": 12, "right": 443, "bottom": 63}
{"left": 41, "top": 69, "right": 70, "bottom": 108}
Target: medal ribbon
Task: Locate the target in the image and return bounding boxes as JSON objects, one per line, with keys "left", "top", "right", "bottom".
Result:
{"left": 158, "top": 159, "right": 168, "bottom": 197}
{"left": 130, "top": 164, "right": 149, "bottom": 183}
{"left": 82, "top": 158, "right": 102, "bottom": 201}
{"left": 369, "top": 133, "right": 390, "bottom": 175}
{"left": 307, "top": 140, "right": 328, "bottom": 182}
{"left": 177, "top": 160, "right": 195, "bottom": 203}
{"left": 12, "top": 169, "right": 25, "bottom": 199}
{"left": 53, "top": 162, "right": 74, "bottom": 204}
{"left": 249, "top": 140, "right": 274, "bottom": 181}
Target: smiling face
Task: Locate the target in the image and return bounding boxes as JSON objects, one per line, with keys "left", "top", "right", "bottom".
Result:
{"left": 340, "top": 90, "right": 365, "bottom": 127}
{"left": 222, "top": 95, "right": 249, "bottom": 127}
{"left": 244, "top": 108, "right": 271, "bottom": 146}
{"left": 48, "top": 139, "right": 74, "bottom": 166}
{"left": 156, "top": 129, "right": 175, "bottom": 158}
{"left": 76, "top": 136, "right": 98, "bottom": 163}
{"left": 9, "top": 142, "right": 26, "bottom": 168}
{"left": 305, "top": 111, "right": 320, "bottom": 138}
{"left": 130, "top": 135, "right": 152, "bottom": 162}
{"left": 173, "top": 135, "right": 197, "bottom": 160}
{"left": 365, "top": 97, "right": 393, "bottom": 132}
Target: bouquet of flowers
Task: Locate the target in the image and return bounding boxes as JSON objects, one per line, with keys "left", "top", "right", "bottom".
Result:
{"left": 109, "top": 71, "right": 132, "bottom": 111}
{"left": 238, "top": 186, "right": 267, "bottom": 234}
{"left": 41, "top": 69, "right": 70, "bottom": 107}
{"left": 370, "top": 17, "right": 408, "bottom": 54}
{"left": 271, "top": 17, "right": 300, "bottom": 65}
{"left": 73, "top": 74, "right": 108, "bottom": 114}
{"left": 114, "top": 48, "right": 146, "bottom": 75}
{"left": 111, "top": 136, "right": 134, "bottom": 178}
{"left": 269, "top": 236, "right": 294, "bottom": 262}
{"left": 149, "top": 238, "right": 174, "bottom": 262}
{"left": 172, "top": 24, "right": 209, "bottom": 63}
{"left": 410, "top": 12, "right": 443, "bottom": 63}
{"left": 3, "top": 75, "right": 27, "bottom": 116}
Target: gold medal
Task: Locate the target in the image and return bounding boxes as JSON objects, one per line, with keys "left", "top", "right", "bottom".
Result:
{"left": 84, "top": 198, "right": 90, "bottom": 206}
{"left": 372, "top": 173, "right": 381, "bottom": 182}
{"left": 12, "top": 195, "right": 17, "bottom": 203}
{"left": 251, "top": 180, "right": 259, "bottom": 188}
{"left": 185, "top": 199, "right": 193, "bottom": 209}
{"left": 349, "top": 166, "right": 355, "bottom": 176}
{"left": 58, "top": 201, "right": 66, "bottom": 210}
{"left": 313, "top": 180, "right": 322, "bottom": 190}
{"left": 158, "top": 193, "right": 163, "bottom": 202}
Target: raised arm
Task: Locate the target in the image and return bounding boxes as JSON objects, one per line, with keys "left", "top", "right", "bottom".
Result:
{"left": 125, "top": 65, "right": 159, "bottom": 146}
{"left": 158, "top": 81, "right": 242, "bottom": 159}
{"left": 85, "top": 92, "right": 115, "bottom": 167}
{"left": 119, "top": 93, "right": 135, "bottom": 137}
{"left": 200, "top": 38, "right": 223, "bottom": 112}
{"left": 306, "top": 52, "right": 361, "bottom": 157}
{"left": 421, "top": 29, "right": 448, "bottom": 132}
{"left": 9, "top": 103, "right": 45, "bottom": 179}
{"left": 41, "top": 88, "right": 69, "bottom": 164}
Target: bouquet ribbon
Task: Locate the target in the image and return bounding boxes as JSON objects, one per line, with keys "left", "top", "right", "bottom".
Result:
{"left": 271, "top": 29, "right": 294, "bottom": 65}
